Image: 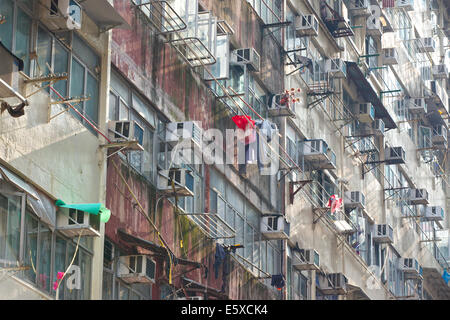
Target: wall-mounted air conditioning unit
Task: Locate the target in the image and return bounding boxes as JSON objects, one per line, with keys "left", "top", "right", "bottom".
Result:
{"left": 295, "top": 14, "right": 319, "bottom": 37}
{"left": 408, "top": 188, "right": 429, "bottom": 205}
{"left": 382, "top": 48, "right": 399, "bottom": 65}
{"left": 385, "top": 147, "right": 406, "bottom": 164}
{"left": 261, "top": 214, "right": 290, "bottom": 240}
{"left": 293, "top": 249, "right": 320, "bottom": 271}
{"left": 406, "top": 98, "right": 427, "bottom": 114}
{"left": 325, "top": 59, "right": 347, "bottom": 78}
{"left": 317, "top": 273, "right": 348, "bottom": 295}
{"left": 41, "top": 0, "right": 82, "bottom": 31}
{"left": 432, "top": 125, "right": 448, "bottom": 145}
{"left": 356, "top": 103, "right": 376, "bottom": 123}
{"left": 118, "top": 255, "right": 156, "bottom": 284}
{"left": 268, "top": 93, "right": 296, "bottom": 117}
{"left": 348, "top": 0, "right": 371, "bottom": 16}
{"left": 417, "top": 38, "right": 436, "bottom": 53}
{"left": 373, "top": 224, "right": 394, "bottom": 243}
{"left": 300, "top": 139, "right": 336, "bottom": 170}
{"left": 344, "top": 191, "right": 366, "bottom": 209}
{"left": 165, "top": 121, "right": 203, "bottom": 150}
{"left": 399, "top": 258, "right": 423, "bottom": 279}
{"left": 230, "top": 48, "right": 261, "bottom": 72}
{"left": 56, "top": 207, "right": 101, "bottom": 238}
{"left": 157, "top": 168, "right": 194, "bottom": 197}
{"left": 357, "top": 119, "right": 385, "bottom": 137}
{"left": 395, "top": 0, "right": 414, "bottom": 11}
{"left": 108, "top": 120, "right": 145, "bottom": 151}
{"left": 424, "top": 206, "right": 445, "bottom": 221}
{"left": 432, "top": 64, "right": 448, "bottom": 79}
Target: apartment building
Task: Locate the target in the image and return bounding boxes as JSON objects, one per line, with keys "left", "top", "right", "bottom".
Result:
{"left": 0, "top": 0, "right": 449, "bottom": 301}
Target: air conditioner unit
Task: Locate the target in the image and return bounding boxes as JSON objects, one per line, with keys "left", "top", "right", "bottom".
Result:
{"left": 417, "top": 38, "right": 436, "bottom": 53}
{"left": 432, "top": 64, "right": 448, "bottom": 79}
{"left": 399, "top": 258, "right": 423, "bottom": 279}
{"left": 261, "top": 214, "right": 290, "bottom": 240}
{"left": 108, "top": 120, "right": 145, "bottom": 151}
{"left": 373, "top": 224, "right": 394, "bottom": 243}
{"left": 41, "top": 0, "right": 82, "bottom": 31}
{"left": 371, "top": 119, "right": 385, "bottom": 136}
{"left": 395, "top": 0, "right": 414, "bottom": 11}
{"left": 317, "top": 273, "right": 348, "bottom": 295}
{"left": 408, "top": 188, "right": 429, "bottom": 205}
{"left": 295, "top": 14, "right": 319, "bottom": 37}
{"left": 348, "top": 0, "right": 371, "bottom": 16}
{"left": 293, "top": 249, "right": 320, "bottom": 271}
{"left": 385, "top": 147, "right": 406, "bottom": 165}
{"left": 344, "top": 191, "right": 366, "bottom": 209}
{"left": 56, "top": 207, "right": 101, "bottom": 238}
{"left": 268, "top": 93, "right": 296, "bottom": 118}
{"left": 301, "top": 139, "right": 337, "bottom": 170}
{"left": 356, "top": 103, "right": 375, "bottom": 123}
{"left": 406, "top": 98, "right": 427, "bottom": 114}
{"left": 230, "top": 48, "right": 261, "bottom": 72}
{"left": 0, "top": 42, "right": 23, "bottom": 98}
{"left": 432, "top": 125, "right": 448, "bottom": 145}
{"left": 424, "top": 206, "right": 445, "bottom": 221}
{"left": 382, "top": 48, "right": 399, "bottom": 65}
{"left": 165, "top": 121, "right": 203, "bottom": 150}
{"left": 118, "top": 255, "right": 156, "bottom": 284}
{"left": 157, "top": 168, "right": 194, "bottom": 197}
{"left": 325, "top": 59, "right": 347, "bottom": 78}
{"left": 357, "top": 119, "right": 385, "bottom": 137}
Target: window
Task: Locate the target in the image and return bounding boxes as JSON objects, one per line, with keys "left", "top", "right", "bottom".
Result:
{"left": 34, "top": 27, "right": 100, "bottom": 133}
{"left": 0, "top": 182, "right": 93, "bottom": 299}
{"left": 246, "top": 0, "right": 282, "bottom": 42}
{"left": 209, "top": 169, "right": 281, "bottom": 278}
{"left": 0, "top": 0, "right": 32, "bottom": 74}
{"left": 109, "top": 71, "right": 157, "bottom": 181}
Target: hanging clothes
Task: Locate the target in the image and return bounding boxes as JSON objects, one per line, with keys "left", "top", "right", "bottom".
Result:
{"left": 255, "top": 120, "right": 278, "bottom": 172}
{"left": 232, "top": 115, "right": 256, "bottom": 145}
{"left": 327, "top": 194, "right": 343, "bottom": 213}
{"left": 271, "top": 274, "right": 285, "bottom": 290}
{"left": 214, "top": 243, "right": 226, "bottom": 279}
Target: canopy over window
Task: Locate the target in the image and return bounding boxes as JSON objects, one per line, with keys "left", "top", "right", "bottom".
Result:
{"left": 78, "top": 0, "right": 131, "bottom": 32}
{"left": 55, "top": 199, "right": 111, "bottom": 223}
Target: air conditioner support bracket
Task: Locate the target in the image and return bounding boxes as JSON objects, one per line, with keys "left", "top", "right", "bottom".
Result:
{"left": 383, "top": 187, "right": 410, "bottom": 201}
{"left": 289, "top": 180, "right": 313, "bottom": 205}
{"left": 313, "top": 207, "right": 330, "bottom": 225}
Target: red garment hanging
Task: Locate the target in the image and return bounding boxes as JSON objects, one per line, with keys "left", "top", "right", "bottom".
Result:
{"left": 232, "top": 115, "right": 256, "bottom": 144}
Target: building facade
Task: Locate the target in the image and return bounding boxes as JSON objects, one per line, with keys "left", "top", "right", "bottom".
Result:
{"left": 0, "top": 0, "right": 449, "bottom": 300}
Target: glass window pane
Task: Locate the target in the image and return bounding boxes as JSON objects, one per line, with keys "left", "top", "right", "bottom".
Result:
{"left": 36, "top": 27, "right": 52, "bottom": 78}
{"left": 14, "top": 9, "right": 31, "bottom": 74}
{"left": 70, "top": 58, "right": 85, "bottom": 121}
{"left": 85, "top": 73, "right": 99, "bottom": 125}
{"left": 109, "top": 92, "right": 118, "bottom": 121}
{"left": 53, "top": 41, "right": 69, "bottom": 98}
{"left": 5, "top": 195, "right": 21, "bottom": 264}
{"left": 72, "top": 34, "right": 99, "bottom": 73}
{"left": 80, "top": 252, "right": 92, "bottom": 299}
{"left": 37, "top": 225, "right": 52, "bottom": 293}
{"left": 23, "top": 212, "right": 38, "bottom": 283}
{"left": 64, "top": 243, "right": 79, "bottom": 300}
{"left": 0, "top": 193, "right": 8, "bottom": 261}
{"left": 0, "top": 0, "right": 14, "bottom": 50}
{"left": 54, "top": 236, "right": 66, "bottom": 300}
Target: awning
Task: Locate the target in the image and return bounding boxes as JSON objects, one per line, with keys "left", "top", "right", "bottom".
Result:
{"left": 77, "top": 0, "right": 131, "bottom": 32}
{"left": 346, "top": 62, "right": 397, "bottom": 130}
{"left": 117, "top": 229, "right": 205, "bottom": 269}
{"left": 0, "top": 164, "right": 56, "bottom": 229}
{"left": 55, "top": 199, "right": 111, "bottom": 223}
